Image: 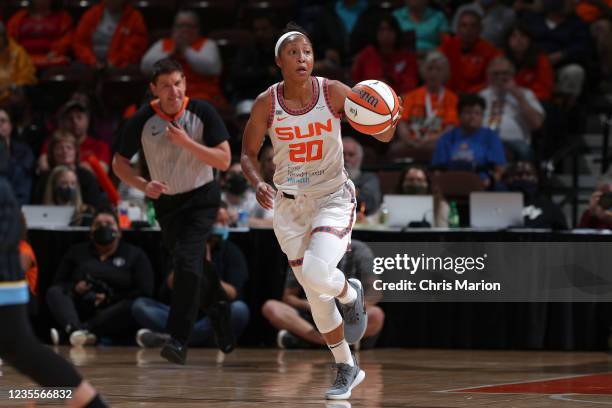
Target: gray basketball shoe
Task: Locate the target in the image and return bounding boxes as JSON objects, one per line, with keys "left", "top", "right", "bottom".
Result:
{"left": 325, "top": 355, "right": 366, "bottom": 400}
{"left": 339, "top": 278, "right": 367, "bottom": 344}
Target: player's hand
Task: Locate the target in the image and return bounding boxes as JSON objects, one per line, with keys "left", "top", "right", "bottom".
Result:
{"left": 166, "top": 122, "right": 191, "bottom": 148}
{"left": 75, "top": 280, "right": 91, "bottom": 295}
{"left": 145, "top": 180, "right": 169, "bottom": 199}
{"left": 256, "top": 181, "right": 275, "bottom": 210}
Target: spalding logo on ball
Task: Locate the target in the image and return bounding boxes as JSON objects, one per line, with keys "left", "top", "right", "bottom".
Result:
{"left": 344, "top": 80, "right": 400, "bottom": 135}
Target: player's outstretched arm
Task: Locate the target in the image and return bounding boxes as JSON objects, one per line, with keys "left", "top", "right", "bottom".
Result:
{"left": 328, "top": 80, "right": 399, "bottom": 143}
{"left": 241, "top": 90, "right": 275, "bottom": 210}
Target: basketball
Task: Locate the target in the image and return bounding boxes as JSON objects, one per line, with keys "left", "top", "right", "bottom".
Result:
{"left": 344, "top": 80, "right": 400, "bottom": 135}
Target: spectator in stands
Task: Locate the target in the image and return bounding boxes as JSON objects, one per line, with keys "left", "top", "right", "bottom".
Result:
{"left": 132, "top": 204, "right": 250, "bottom": 348}
{"left": 42, "top": 166, "right": 94, "bottom": 226}
{"left": 230, "top": 15, "right": 280, "bottom": 102}
{"left": 73, "top": 0, "right": 148, "bottom": 69}
{"left": 431, "top": 94, "right": 507, "bottom": 188}
{"left": 523, "top": 0, "right": 591, "bottom": 100}
{"left": 221, "top": 162, "right": 258, "bottom": 226}
{"left": 0, "top": 22, "right": 37, "bottom": 109}
{"left": 396, "top": 165, "right": 449, "bottom": 227}
{"left": 351, "top": 15, "right": 418, "bottom": 96}
{"left": 46, "top": 208, "right": 154, "bottom": 347}
{"left": 440, "top": 9, "right": 501, "bottom": 93}
{"left": 392, "top": 0, "right": 450, "bottom": 53}
{"left": 503, "top": 161, "right": 567, "bottom": 229}
{"left": 343, "top": 136, "right": 382, "bottom": 217}
{"left": 141, "top": 10, "right": 225, "bottom": 108}
{"left": 250, "top": 142, "right": 275, "bottom": 227}
{"left": 576, "top": 0, "right": 612, "bottom": 80}
{"left": 39, "top": 99, "right": 111, "bottom": 173}
{"left": 451, "top": 0, "right": 515, "bottom": 48}
{"left": 579, "top": 179, "right": 612, "bottom": 229}
{"left": 7, "top": 0, "right": 73, "bottom": 68}
{"left": 504, "top": 23, "right": 555, "bottom": 101}
{"left": 392, "top": 51, "right": 458, "bottom": 160}
{"left": 0, "top": 109, "right": 34, "bottom": 205}
{"left": 33, "top": 131, "right": 107, "bottom": 208}
{"left": 480, "top": 57, "right": 545, "bottom": 161}
{"left": 19, "top": 212, "right": 38, "bottom": 299}
{"left": 309, "top": 0, "right": 373, "bottom": 68}
{"left": 262, "top": 240, "right": 384, "bottom": 349}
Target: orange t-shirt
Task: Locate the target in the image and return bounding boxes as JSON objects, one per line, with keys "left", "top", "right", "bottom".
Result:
{"left": 401, "top": 86, "right": 459, "bottom": 139}
{"left": 576, "top": 0, "right": 612, "bottom": 22}
{"left": 19, "top": 241, "right": 38, "bottom": 296}
{"left": 514, "top": 54, "right": 555, "bottom": 101}
{"left": 439, "top": 35, "right": 501, "bottom": 94}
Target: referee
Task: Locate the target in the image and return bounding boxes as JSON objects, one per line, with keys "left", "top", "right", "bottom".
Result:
{"left": 113, "top": 58, "right": 233, "bottom": 365}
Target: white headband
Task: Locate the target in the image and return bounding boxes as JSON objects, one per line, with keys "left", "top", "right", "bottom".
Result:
{"left": 274, "top": 31, "right": 305, "bottom": 58}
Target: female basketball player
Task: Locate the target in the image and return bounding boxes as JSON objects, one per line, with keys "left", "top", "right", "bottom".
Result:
{"left": 241, "top": 25, "right": 399, "bottom": 400}
{"left": 0, "top": 142, "right": 106, "bottom": 407}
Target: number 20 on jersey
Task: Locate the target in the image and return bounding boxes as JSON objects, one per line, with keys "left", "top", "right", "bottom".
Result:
{"left": 274, "top": 119, "right": 330, "bottom": 163}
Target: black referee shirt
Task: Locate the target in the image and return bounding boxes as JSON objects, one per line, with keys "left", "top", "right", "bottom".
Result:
{"left": 116, "top": 98, "right": 230, "bottom": 195}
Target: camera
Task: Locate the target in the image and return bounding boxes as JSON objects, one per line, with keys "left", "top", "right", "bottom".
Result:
{"left": 84, "top": 275, "right": 114, "bottom": 305}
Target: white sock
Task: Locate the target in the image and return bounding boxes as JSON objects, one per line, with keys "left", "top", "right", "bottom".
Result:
{"left": 337, "top": 280, "right": 357, "bottom": 305}
{"left": 328, "top": 339, "right": 354, "bottom": 366}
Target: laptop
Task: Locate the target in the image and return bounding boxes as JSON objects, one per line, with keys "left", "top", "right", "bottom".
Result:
{"left": 469, "top": 192, "right": 524, "bottom": 228}
{"left": 383, "top": 195, "right": 434, "bottom": 228}
{"left": 22, "top": 205, "right": 74, "bottom": 228}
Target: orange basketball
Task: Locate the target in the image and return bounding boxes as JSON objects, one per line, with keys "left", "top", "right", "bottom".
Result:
{"left": 344, "top": 80, "right": 400, "bottom": 135}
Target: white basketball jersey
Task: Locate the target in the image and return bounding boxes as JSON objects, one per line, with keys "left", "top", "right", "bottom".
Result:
{"left": 268, "top": 76, "right": 347, "bottom": 196}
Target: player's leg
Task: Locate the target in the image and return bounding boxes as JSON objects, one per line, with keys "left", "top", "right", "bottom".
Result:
{"left": 0, "top": 304, "right": 107, "bottom": 407}
{"left": 261, "top": 299, "right": 325, "bottom": 346}
{"left": 302, "top": 182, "right": 366, "bottom": 344}
{"left": 293, "top": 264, "right": 364, "bottom": 400}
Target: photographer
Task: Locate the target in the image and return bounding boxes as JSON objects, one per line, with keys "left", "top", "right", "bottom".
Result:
{"left": 46, "top": 208, "right": 154, "bottom": 346}
{"left": 579, "top": 180, "right": 612, "bottom": 229}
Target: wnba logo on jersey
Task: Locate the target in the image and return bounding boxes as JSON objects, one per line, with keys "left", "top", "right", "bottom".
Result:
{"left": 274, "top": 119, "right": 332, "bottom": 163}
{"left": 274, "top": 119, "right": 332, "bottom": 141}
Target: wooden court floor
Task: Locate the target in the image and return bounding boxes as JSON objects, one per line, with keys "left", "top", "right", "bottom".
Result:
{"left": 2, "top": 347, "right": 612, "bottom": 407}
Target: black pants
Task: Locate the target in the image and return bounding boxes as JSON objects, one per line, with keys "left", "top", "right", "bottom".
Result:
{"left": 154, "top": 181, "right": 227, "bottom": 344}
{"left": 0, "top": 304, "right": 82, "bottom": 387}
{"left": 46, "top": 285, "right": 136, "bottom": 337}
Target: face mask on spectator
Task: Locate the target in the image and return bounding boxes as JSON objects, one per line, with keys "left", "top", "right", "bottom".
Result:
{"left": 92, "top": 225, "right": 118, "bottom": 246}
{"left": 508, "top": 180, "right": 538, "bottom": 197}
{"left": 403, "top": 185, "right": 428, "bottom": 195}
{"left": 225, "top": 174, "right": 249, "bottom": 195}
{"left": 54, "top": 186, "right": 76, "bottom": 203}
{"left": 210, "top": 224, "right": 229, "bottom": 241}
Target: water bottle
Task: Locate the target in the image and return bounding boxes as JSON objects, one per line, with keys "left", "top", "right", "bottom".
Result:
{"left": 146, "top": 200, "right": 157, "bottom": 227}
{"left": 379, "top": 202, "right": 389, "bottom": 225}
{"left": 448, "top": 201, "right": 460, "bottom": 228}
{"left": 237, "top": 209, "right": 249, "bottom": 228}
